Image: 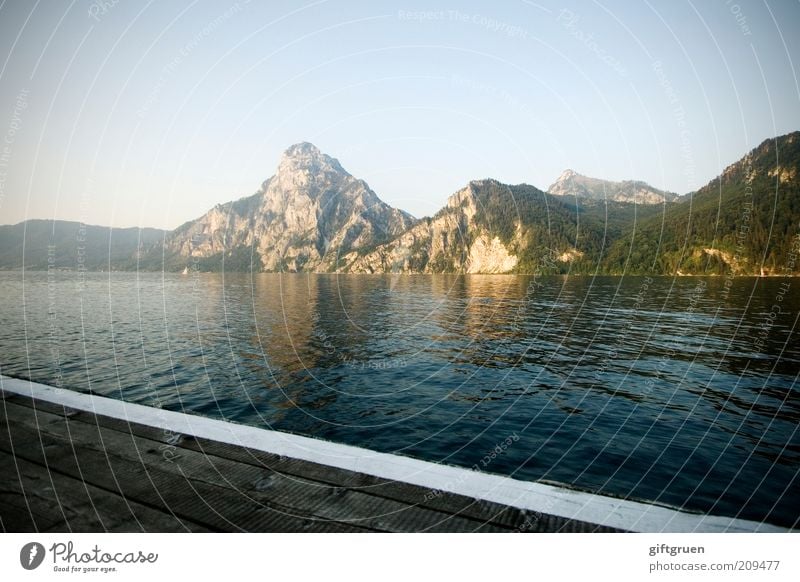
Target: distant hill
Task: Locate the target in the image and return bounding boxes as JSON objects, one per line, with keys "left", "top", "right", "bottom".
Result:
{"left": 0, "top": 220, "right": 166, "bottom": 271}
{"left": 547, "top": 169, "right": 680, "bottom": 205}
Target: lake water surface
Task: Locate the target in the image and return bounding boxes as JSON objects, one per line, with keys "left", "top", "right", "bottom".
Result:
{"left": 0, "top": 271, "right": 797, "bottom": 527}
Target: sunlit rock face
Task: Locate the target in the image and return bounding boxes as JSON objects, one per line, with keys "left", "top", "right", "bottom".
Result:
{"left": 341, "top": 180, "right": 522, "bottom": 274}
{"left": 164, "top": 142, "right": 415, "bottom": 272}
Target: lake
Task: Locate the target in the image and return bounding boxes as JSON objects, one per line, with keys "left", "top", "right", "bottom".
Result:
{"left": 0, "top": 271, "right": 797, "bottom": 527}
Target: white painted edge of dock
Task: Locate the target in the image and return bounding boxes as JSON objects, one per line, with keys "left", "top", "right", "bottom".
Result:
{"left": 0, "top": 375, "right": 788, "bottom": 533}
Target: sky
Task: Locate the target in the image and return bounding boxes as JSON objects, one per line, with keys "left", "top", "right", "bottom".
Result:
{"left": 0, "top": 0, "right": 798, "bottom": 228}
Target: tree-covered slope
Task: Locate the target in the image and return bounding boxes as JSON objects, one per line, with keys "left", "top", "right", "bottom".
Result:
{"left": 0, "top": 220, "right": 166, "bottom": 271}
{"left": 602, "top": 132, "right": 800, "bottom": 275}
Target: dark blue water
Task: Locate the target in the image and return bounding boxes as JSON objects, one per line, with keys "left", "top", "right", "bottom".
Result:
{"left": 1, "top": 271, "right": 798, "bottom": 527}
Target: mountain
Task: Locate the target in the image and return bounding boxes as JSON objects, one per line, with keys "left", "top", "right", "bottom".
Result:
{"left": 548, "top": 169, "right": 679, "bottom": 205}
{"left": 3, "top": 133, "right": 798, "bottom": 275}
{"left": 147, "top": 142, "right": 415, "bottom": 271}
{"left": 342, "top": 179, "right": 607, "bottom": 274}
{"left": 601, "top": 132, "right": 800, "bottom": 275}
{"left": 0, "top": 220, "right": 166, "bottom": 270}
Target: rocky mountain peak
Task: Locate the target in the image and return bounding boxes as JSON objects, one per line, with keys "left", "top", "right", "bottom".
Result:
{"left": 555, "top": 169, "right": 578, "bottom": 181}
{"left": 162, "top": 141, "right": 415, "bottom": 272}
{"left": 276, "top": 142, "right": 348, "bottom": 190}
{"left": 445, "top": 179, "right": 496, "bottom": 209}
{"left": 284, "top": 141, "right": 319, "bottom": 155}
{"left": 547, "top": 169, "right": 677, "bottom": 204}
{"left": 446, "top": 184, "right": 475, "bottom": 209}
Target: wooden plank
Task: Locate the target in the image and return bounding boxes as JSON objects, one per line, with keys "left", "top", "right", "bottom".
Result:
{"left": 150, "top": 432, "right": 615, "bottom": 532}
{"left": 0, "top": 410, "right": 374, "bottom": 532}
{"left": 0, "top": 450, "right": 205, "bottom": 532}
{"left": 2, "top": 392, "right": 81, "bottom": 418}
{"left": 0, "top": 478, "right": 64, "bottom": 533}
{"left": 0, "top": 499, "right": 58, "bottom": 532}
{"left": 2, "top": 395, "right": 526, "bottom": 528}
{"left": 49, "top": 406, "right": 545, "bottom": 530}
{"left": 0, "top": 450, "right": 72, "bottom": 533}
{"left": 2, "top": 401, "right": 510, "bottom": 532}
{"left": 1, "top": 392, "right": 619, "bottom": 532}
{"left": 2, "top": 420, "right": 366, "bottom": 533}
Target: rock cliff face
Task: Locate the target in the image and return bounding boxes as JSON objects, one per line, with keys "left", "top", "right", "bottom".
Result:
{"left": 547, "top": 169, "right": 679, "bottom": 204}
{"left": 162, "top": 143, "right": 415, "bottom": 271}
{"left": 341, "top": 181, "right": 492, "bottom": 273}
{"left": 340, "top": 179, "right": 588, "bottom": 274}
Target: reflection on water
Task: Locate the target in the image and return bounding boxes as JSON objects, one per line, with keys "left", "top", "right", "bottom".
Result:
{"left": 0, "top": 271, "right": 797, "bottom": 526}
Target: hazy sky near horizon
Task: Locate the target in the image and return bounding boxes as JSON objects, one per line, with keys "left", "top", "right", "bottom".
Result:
{"left": 0, "top": 0, "right": 798, "bottom": 228}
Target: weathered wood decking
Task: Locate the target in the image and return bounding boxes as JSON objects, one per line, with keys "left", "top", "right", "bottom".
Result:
{"left": 0, "top": 388, "right": 617, "bottom": 533}
{"left": 1, "top": 376, "right": 786, "bottom": 533}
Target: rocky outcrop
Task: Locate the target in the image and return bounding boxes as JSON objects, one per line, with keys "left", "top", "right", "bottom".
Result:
{"left": 465, "top": 234, "right": 518, "bottom": 273}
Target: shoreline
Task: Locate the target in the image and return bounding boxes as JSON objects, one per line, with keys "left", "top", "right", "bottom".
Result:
{"left": 1, "top": 269, "right": 799, "bottom": 278}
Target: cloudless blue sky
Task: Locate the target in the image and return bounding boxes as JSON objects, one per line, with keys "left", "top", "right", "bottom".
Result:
{"left": 0, "top": 0, "right": 798, "bottom": 227}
